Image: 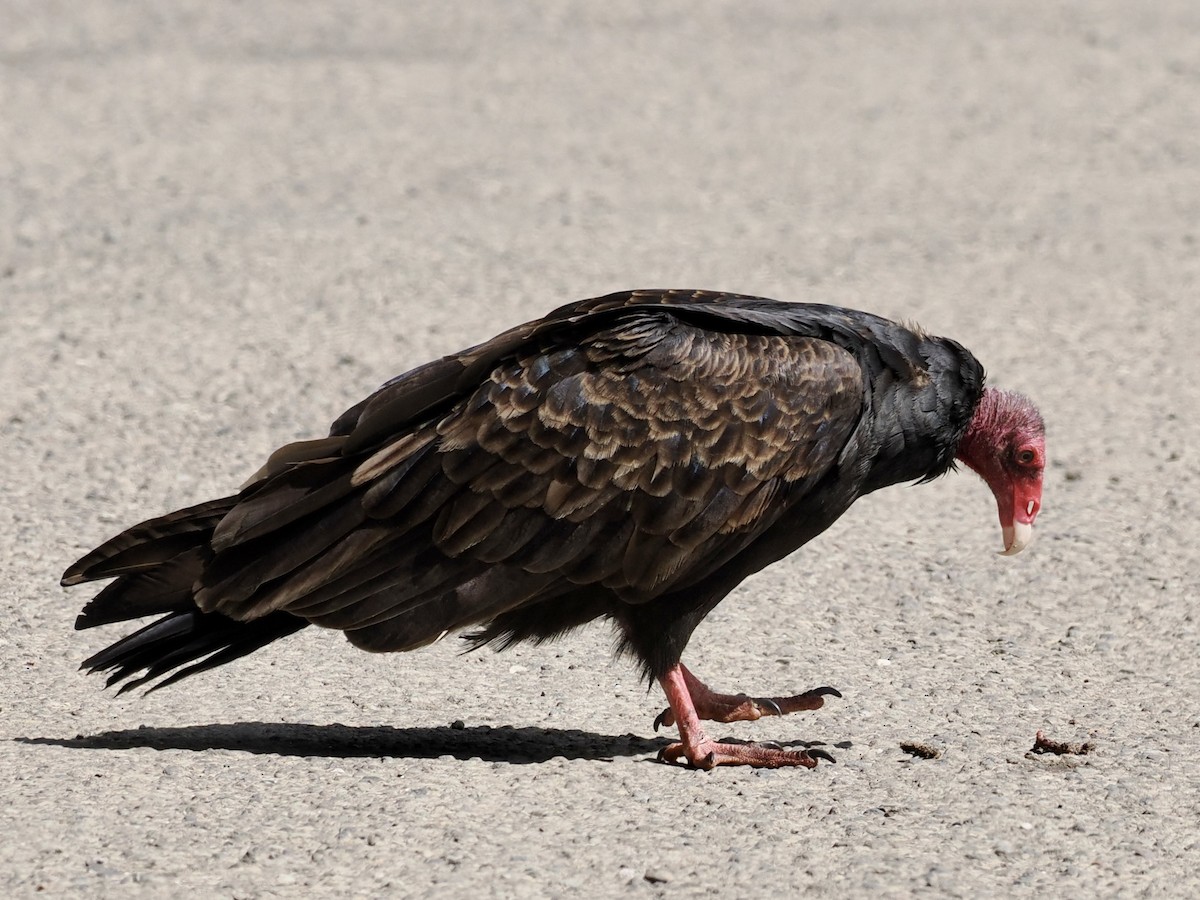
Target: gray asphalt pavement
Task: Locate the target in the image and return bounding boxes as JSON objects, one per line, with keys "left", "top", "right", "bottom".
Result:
{"left": 3, "top": 2, "right": 1199, "bottom": 896}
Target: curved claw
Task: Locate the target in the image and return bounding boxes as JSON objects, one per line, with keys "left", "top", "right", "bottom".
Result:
{"left": 810, "top": 686, "right": 843, "bottom": 700}
{"left": 655, "top": 742, "right": 703, "bottom": 769}
{"left": 807, "top": 747, "right": 837, "bottom": 764}
{"left": 653, "top": 710, "right": 670, "bottom": 732}
{"left": 759, "top": 697, "right": 784, "bottom": 717}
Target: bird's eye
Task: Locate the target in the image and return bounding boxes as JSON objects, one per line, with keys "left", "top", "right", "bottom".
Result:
{"left": 1016, "top": 449, "right": 1036, "bottom": 466}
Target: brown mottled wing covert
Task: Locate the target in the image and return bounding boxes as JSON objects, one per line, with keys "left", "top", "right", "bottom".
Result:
{"left": 196, "top": 308, "right": 864, "bottom": 653}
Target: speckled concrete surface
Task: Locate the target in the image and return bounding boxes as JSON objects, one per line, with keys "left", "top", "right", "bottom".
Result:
{"left": 3, "top": 2, "right": 1199, "bottom": 896}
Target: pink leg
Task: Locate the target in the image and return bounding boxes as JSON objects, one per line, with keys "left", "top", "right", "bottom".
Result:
{"left": 654, "top": 663, "right": 835, "bottom": 770}
{"left": 653, "top": 663, "right": 841, "bottom": 731}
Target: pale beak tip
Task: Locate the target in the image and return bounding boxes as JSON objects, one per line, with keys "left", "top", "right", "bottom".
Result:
{"left": 999, "top": 521, "right": 1033, "bottom": 556}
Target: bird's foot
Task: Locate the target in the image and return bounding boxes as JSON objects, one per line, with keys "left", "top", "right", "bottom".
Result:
{"left": 654, "top": 663, "right": 838, "bottom": 772}
{"left": 653, "top": 665, "right": 841, "bottom": 731}
{"left": 656, "top": 738, "right": 835, "bottom": 770}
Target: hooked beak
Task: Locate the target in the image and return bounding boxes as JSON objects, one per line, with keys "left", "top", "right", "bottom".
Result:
{"left": 1000, "top": 521, "right": 1033, "bottom": 556}
{"left": 998, "top": 486, "right": 1041, "bottom": 556}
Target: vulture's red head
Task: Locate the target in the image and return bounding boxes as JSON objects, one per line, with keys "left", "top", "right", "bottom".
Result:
{"left": 956, "top": 388, "right": 1046, "bottom": 555}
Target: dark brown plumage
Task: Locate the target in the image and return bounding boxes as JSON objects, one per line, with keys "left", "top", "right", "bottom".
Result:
{"left": 64, "top": 289, "right": 1046, "bottom": 769}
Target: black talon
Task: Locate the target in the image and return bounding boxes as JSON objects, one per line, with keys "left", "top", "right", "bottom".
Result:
{"left": 653, "top": 710, "right": 669, "bottom": 732}
{"left": 759, "top": 697, "right": 784, "bottom": 717}
{"left": 702, "top": 752, "right": 717, "bottom": 770}
{"left": 811, "top": 686, "right": 842, "bottom": 699}
{"left": 808, "top": 747, "right": 836, "bottom": 764}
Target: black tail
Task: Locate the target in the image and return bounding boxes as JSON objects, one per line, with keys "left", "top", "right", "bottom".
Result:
{"left": 81, "top": 610, "right": 307, "bottom": 695}
{"left": 63, "top": 496, "right": 237, "bottom": 589}
{"left": 65, "top": 496, "right": 309, "bottom": 693}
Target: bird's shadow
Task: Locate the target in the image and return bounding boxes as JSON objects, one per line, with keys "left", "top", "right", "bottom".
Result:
{"left": 16, "top": 722, "right": 838, "bottom": 766}
{"left": 17, "top": 721, "right": 671, "bottom": 764}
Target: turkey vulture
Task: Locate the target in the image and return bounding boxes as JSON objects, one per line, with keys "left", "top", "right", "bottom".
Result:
{"left": 63, "top": 289, "right": 1045, "bottom": 769}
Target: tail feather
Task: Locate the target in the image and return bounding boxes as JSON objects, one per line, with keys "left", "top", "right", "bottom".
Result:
{"left": 81, "top": 610, "right": 198, "bottom": 673}
{"left": 81, "top": 610, "right": 307, "bottom": 695}
{"left": 75, "top": 546, "right": 208, "bottom": 629}
{"left": 68, "top": 492, "right": 311, "bottom": 694}
{"left": 62, "top": 496, "right": 237, "bottom": 586}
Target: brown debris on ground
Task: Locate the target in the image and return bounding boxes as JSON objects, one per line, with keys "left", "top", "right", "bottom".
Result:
{"left": 1031, "top": 730, "right": 1095, "bottom": 756}
{"left": 900, "top": 741, "right": 942, "bottom": 759}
